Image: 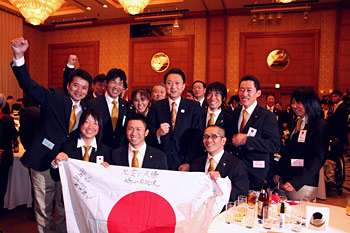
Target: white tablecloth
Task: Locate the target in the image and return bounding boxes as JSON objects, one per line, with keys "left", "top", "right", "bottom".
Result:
{"left": 3, "top": 145, "right": 32, "bottom": 210}
{"left": 208, "top": 202, "right": 350, "bottom": 233}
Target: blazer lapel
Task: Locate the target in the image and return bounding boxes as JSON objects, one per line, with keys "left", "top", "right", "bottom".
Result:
{"left": 215, "top": 111, "right": 225, "bottom": 126}
{"left": 64, "top": 97, "right": 73, "bottom": 132}
{"left": 242, "top": 105, "right": 261, "bottom": 133}
{"left": 215, "top": 152, "right": 230, "bottom": 175}
{"left": 142, "top": 146, "right": 153, "bottom": 168}
{"left": 174, "top": 98, "right": 186, "bottom": 133}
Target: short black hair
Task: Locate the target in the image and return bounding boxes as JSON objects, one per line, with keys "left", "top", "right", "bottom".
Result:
{"left": 204, "top": 125, "right": 226, "bottom": 137}
{"left": 228, "top": 95, "right": 240, "bottom": 104}
{"left": 93, "top": 74, "right": 106, "bottom": 84}
{"left": 164, "top": 68, "right": 185, "bottom": 84}
{"left": 78, "top": 109, "right": 103, "bottom": 141}
{"left": 67, "top": 69, "right": 92, "bottom": 86}
{"left": 106, "top": 68, "right": 127, "bottom": 87}
{"left": 291, "top": 86, "right": 321, "bottom": 121}
{"left": 206, "top": 82, "right": 227, "bottom": 102}
{"left": 7, "top": 95, "right": 14, "bottom": 100}
{"left": 126, "top": 113, "right": 148, "bottom": 130}
{"left": 331, "top": 89, "right": 342, "bottom": 97}
{"left": 192, "top": 80, "right": 206, "bottom": 89}
{"left": 187, "top": 90, "right": 194, "bottom": 95}
{"left": 239, "top": 75, "right": 260, "bottom": 90}
{"left": 265, "top": 94, "right": 276, "bottom": 101}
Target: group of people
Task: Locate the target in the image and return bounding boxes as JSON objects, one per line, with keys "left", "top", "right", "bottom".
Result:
{"left": 0, "top": 36, "right": 344, "bottom": 233}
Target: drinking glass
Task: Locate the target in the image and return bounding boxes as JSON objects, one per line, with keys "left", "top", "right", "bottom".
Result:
{"left": 292, "top": 204, "right": 302, "bottom": 232}
{"left": 245, "top": 206, "right": 256, "bottom": 228}
{"left": 346, "top": 196, "right": 350, "bottom": 216}
{"left": 247, "top": 190, "right": 257, "bottom": 208}
{"left": 238, "top": 195, "right": 248, "bottom": 216}
{"left": 263, "top": 206, "right": 273, "bottom": 230}
{"left": 225, "top": 202, "right": 235, "bottom": 224}
{"left": 234, "top": 200, "right": 244, "bottom": 222}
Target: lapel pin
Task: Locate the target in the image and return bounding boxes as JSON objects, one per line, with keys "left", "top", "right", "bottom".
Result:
{"left": 220, "top": 120, "right": 224, "bottom": 123}
{"left": 223, "top": 163, "right": 226, "bottom": 167}
{"left": 181, "top": 109, "right": 185, "bottom": 113}
{"left": 150, "top": 155, "right": 153, "bottom": 159}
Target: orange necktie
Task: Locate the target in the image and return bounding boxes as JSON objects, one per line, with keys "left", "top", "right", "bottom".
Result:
{"left": 240, "top": 109, "right": 247, "bottom": 133}
{"left": 83, "top": 145, "right": 91, "bottom": 162}
{"left": 171, "top": 102, "right": 177, "bottom": 129}
{"left": 69, "top": 104, "right": 77, "bottom": 133}
{"left": 293, "top": 119, "right": 303, "bottom": 135}
{"left": 208, "top": 113, "right": 215, "bottom": 126}
{"left": 208, "top": 158, "right": 215, "bottom": 172}
{"left": 132, "top": 150, "right": 139, "bottom": 168}
{"left": 111, "top": 100, "right": 118, "bottom": 131}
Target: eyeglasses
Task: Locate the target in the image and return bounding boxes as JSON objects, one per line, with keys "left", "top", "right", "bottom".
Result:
{"left": 203, "top": 134, "right": 224, "bottom": 140}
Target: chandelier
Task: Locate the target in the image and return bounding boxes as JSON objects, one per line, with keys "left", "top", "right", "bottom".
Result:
{"left": 10, "top": 0, "right": 64, "bottom": 25}
{"left": 276, "top": 0, "right": 294, "bottom": 3}
{"left": 118, "top": 0, "right": 150, "bottom": 15}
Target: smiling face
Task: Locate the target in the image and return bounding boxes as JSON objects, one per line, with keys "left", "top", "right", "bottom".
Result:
{"left": 106, "top": 77, "right": 123, "bottom": 99}
{"left": 126, "top": 119, "right": 149, "bottom": 149}
{"left": 207, "top": 90, "right": 223, "bottom": 112}
{"left": 133, "top": 93, "right": 150, "bottom": 115}
{"left": 239, "top": 80, "right": 261, "bottom": 109}
{"left": 80, "top": 114, "right": 99, "bottom": 140}
{"left": 203, "top": 126, "right": 226, "bottom": 156}
{"left": 67, "top": 76, "right": 89, "bottom": 103}
{"left": 291, "top": 98, "right": 306, "bottom": 118}
{"left": 165, "top": 74, "right": 186, "bottom": 101}
{"left": 266, "top": 95, "right": 276, "bottom": 107}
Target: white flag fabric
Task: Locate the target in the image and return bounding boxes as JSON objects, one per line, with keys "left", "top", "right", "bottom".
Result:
{"left": 59, "top": 159, "right": 231, "bottom": 233}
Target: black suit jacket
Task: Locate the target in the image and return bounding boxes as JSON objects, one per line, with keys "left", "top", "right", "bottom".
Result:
{"left": 0, "top": 114, "right": 18, "bottom": 167}
{"left": 191, "top": 151, "right": 249, "bottom": 202}
{"left": 87, "top": 95, "right": 130, "bottom": 149}
{"left": 328, "top": 102, "right": 348, "bottom": 146}
{"left": 276, "top": 116, "right": 329, "bottom": 190}
{"left": 148, "top": 98, "right": 203, "bottom": 170}
{"left": 12, "top": 63, "right": 84, "bottom": 171}
{"left": 230, "top": 104, "right": 281, "bottom": 190}
{"left": 51, "top": 139, "right": 111, "bottom": 181}
{"left": 201, "top": 109, "right": 234, "bottom": 140}
{"left": 110, "top": 144, "right": 168, "bottom": 169}
{"left": 19, "top": 106, "right": 40, "bottom": 150}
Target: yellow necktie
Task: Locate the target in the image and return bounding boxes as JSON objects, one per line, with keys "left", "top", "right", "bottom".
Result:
{"left": 240, "top": 109, "right": 247, "bottom": 133}
{"left": 171, "top": 102, "right": 177, "bottom": 129}
{"left": 294, "top": 119, "right": 303, "bottom": 135}
{"left": 132, "top": 150, "right": 139, "bottom": 168}
{"left": 208, "top": 158, "right": 215, "bottom": 172}
{"left": 208, "top": 113, "right": 215, "bottom": 126}
{"left": 112, "top": 100, "right": 118, "bottom": 131}
{"left": 83, "top": 145, "right": 91, "bottom": 162}
{"left": 69, "top": 104, "right": 77, "bottom": 133}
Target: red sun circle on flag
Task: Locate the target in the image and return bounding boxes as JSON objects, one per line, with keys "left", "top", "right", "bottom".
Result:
{"left": 107, "top": 191, "right": 176, "bottom": 233}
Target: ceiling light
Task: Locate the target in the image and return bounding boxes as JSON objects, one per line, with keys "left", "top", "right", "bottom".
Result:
{"left": 173, "top": 18, "right": 179, "bottom": 28}
{"left": 103, "top": 4, "right": 108, "bottom": 8}
{"left": 252, "top": 14, "right": 257, "bottom": 23}
{"left": 86, "top": 6, "right": 91, "bottom": 10}
{"left": 259, "top": 13, "right": 265, "bottom": 20}
{"left": 10, "top": 0, "right": 64, "bottom": 25}
{"left": 267, "top": 13, "right": 273, "bottom": 20}
{"left": 304, "top": 10, "right": 308, "bottom": 20}
{"left": 277, "top": 0, "right": 294, "bottom": 3}
{"left": 118, "top": 0, "right": 150, "bottom": 15}
{"left": 276, "top": 12, "right": 282, "bottom": 19}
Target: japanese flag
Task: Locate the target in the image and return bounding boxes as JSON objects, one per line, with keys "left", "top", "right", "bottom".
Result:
{"left": 59, "top": 159, "right": 231, "bottom": 233}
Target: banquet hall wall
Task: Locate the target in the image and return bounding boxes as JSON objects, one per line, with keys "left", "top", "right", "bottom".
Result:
{"left": 19, "top": 6, "right": 349, "bottom": 101}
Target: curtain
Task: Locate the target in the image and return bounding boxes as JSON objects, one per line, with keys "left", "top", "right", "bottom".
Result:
{"left": 0, "top": 10, "right": 23, "bottom": 101}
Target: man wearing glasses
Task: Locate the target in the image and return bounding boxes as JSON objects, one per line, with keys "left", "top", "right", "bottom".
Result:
{"left": 191, "top": 126, "right": 249, "bottom": 202}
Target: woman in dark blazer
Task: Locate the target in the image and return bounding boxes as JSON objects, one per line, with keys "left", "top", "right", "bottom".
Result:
{"left": 52, "top": 109, "right": 110, "bottom": 179}
{"left": 274, "top": 86, "right": 329, "bottom": 201}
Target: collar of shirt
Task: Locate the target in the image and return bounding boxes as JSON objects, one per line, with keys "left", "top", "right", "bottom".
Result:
{"left": 70, "top": 98, "right": 82, "bottom": 111}
{"left": 105, "top": 93, "right": 119, "bottom": 114}
{"left": 206, "top": 109, "right": 222, "bottom": 126}
{"left": 70, "top": 98, "right": 82, "bottom": 132}
{"left": 77, "top": 137, "right": 97, "bottom": 158}
{"left": 168, "top": 97, "right": 181, "bottom": 112}
{"left": 205, "top": 150, "right": 225, "bottom": 172}
{"left": 267, "top": 105, "right": 274, "bottom": 112}
{"left": 333, "top": 100, "right": 343, "bottom": 112}
{"left": 243, "top": 101, "right": 258, "bottom": 115}
{"left": 128, "top": 142, "right": 147, "bottom": 168}
{"left": 297, "top": 115, "right": 308, "bottom": 130}
{"left": 199, "top": 98, "right": 205, "bottom": 107}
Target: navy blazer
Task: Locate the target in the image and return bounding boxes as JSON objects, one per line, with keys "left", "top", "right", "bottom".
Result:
{"left": 191, "top": 151, "right": 249, "bottom": 202}
{"left": 148, "top": 98, "right": 203, "bottom": 170}
{"left": 276, "top": 116, "right": 329, "bottom": 190}
{"left": 12, "top": 63, "right": 84, "bottom": 171}
{"left": 87, "top": 95, "right": 130, "bottom": 149}
{"left": 110, "top": 144, "right": 168, "bottom": 170}
{"left": 230, "top": 104, "right": 281, "bottom": 190}
{"left": 50, "top": 139, "right": 111, "bottom": 181}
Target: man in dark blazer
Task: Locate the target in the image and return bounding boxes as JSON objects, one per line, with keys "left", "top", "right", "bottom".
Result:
{"left": 191, "top": 126, "right": 249, "bottom": 202}
{"left": 328, "top": 89, "right": 349, "bottom": 152}
{"left": 111, "top": 114, "right": 167, "bottom": 169}
{"left": 148, "top": 68, "right": 202, "bottom": 171}
{"left": 88, "top": 68, "right": 130, "bottom": 149}
{"left": 192, "top": 80, "right": 208, "bottom": 111}
{"left": 230, "top": 75, "right": 281, "bottom": 191}
{"left": 11, "top": 37, "right": 92, "bottom": 233}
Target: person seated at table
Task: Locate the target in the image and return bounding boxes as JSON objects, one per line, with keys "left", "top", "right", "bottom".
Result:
{"left": 131, "top": 88, "right": 151, "bottom": 117}
{"left": 274, "top": 86, "right": 329, "bottom": 201}
{"left": 51, "top": 109, "right": 111, "bottom": 178}
{"left": 191, "top": 126, "right": 249, "bottom": 202}
{"left": 109, "top": 114, "right": 168, "bottom": 169}
{"left": 0, "top": 93, "right": 19, "bottom": 213}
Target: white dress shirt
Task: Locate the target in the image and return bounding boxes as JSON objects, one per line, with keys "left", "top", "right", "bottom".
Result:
{"left": 205, "top": 150, "right": 225, "bottom": 172}
{"left": 238, "top": 101, "right": 258, "bottom": 132}
{"left": 128, "top": 142, "right": 147, "bottom": 168}
{"left": 206, "top": 109, "right": 222, "bottom": 127}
